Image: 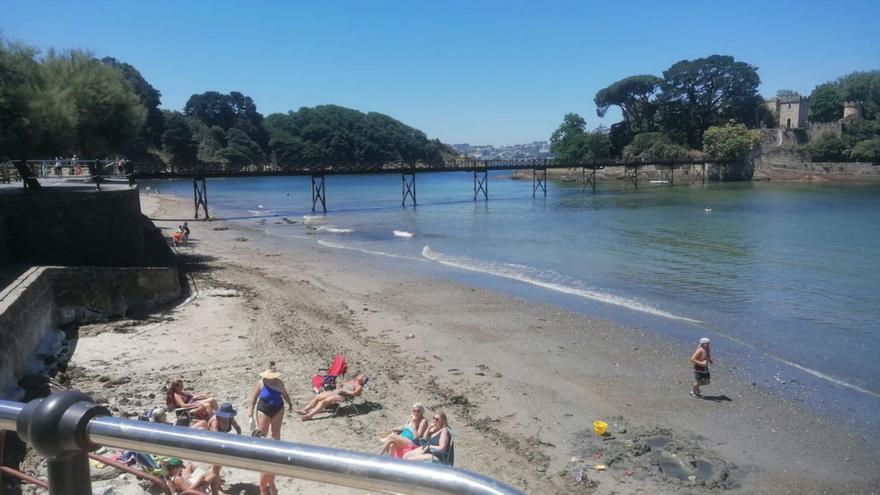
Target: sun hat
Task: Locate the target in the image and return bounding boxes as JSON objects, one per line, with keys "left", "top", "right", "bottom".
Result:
{"left": 260, "top": 369, "right": 281, "bottom": 379}
{"left": 700, "top": 337, "right": 711, "bottom": 344}
{"left": 216, "top": 403, "right": 237, "bottom": 418}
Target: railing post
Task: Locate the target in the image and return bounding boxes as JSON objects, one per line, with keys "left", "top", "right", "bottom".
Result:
{"left": 15, "top": 391, "right": 109, "bottom": 495}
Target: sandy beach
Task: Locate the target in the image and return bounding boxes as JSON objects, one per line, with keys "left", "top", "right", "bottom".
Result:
{"left": 62, "top": 190, "right": 879, "bottom": 495}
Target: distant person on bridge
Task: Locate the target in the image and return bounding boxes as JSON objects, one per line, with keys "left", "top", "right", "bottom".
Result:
{"left": 690, "top": 337, "right": 713, "bottom": 397}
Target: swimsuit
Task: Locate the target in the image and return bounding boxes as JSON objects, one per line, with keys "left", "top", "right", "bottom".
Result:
{"left": 694, "top": 365, "right": 710, "bottom": 383}
{"left": 257, "top": 382, "right": 284, "bottom": 417}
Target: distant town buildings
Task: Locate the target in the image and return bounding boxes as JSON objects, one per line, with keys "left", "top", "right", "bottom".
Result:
{"left": 451, "top": 141, "right": 552, "bottom": 159}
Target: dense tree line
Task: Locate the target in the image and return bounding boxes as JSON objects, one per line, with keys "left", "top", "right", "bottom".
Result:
{"left": 807, "top": 71, "right": 880, "bottom": 162}
{"left": 551, "top": 55, "right": 767, "bottom": 163}
{"left": 1, "top": 37, "right": 449, "bottom": 168}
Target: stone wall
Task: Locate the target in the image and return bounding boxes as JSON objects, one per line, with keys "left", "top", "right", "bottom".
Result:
{"left": 0, "top": 268, "right": 55, "bottom": 398}
{"left": 0, "top": 187, "right": 146, "bottom": 267}
{"left": 0, "top": 211, "right": 9, "bottom": 265}
{"left": 0, "top": 265, "right": 181, "bottom": 399}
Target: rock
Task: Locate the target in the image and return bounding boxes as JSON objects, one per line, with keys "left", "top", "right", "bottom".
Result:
{"left": 98, "top": 375, "right": 111, "bottom": 382}
{"left": 112, "top": 376, "right": 131, "bottom": 385}
{"left": 207, "top": 289, "right": 239, "bottom": 297}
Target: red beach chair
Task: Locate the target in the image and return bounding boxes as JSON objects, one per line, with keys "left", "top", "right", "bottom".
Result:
{"left": 311, "top": 354, "right": 347, "bottom": 393}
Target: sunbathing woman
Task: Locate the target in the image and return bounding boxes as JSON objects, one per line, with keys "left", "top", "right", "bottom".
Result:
{"left": 403, "top": 411, "right": 452, "bottom": 464}
{"left": 379, "top": 402, "right": 428, "bottom": 457}
{"left": 166, "top": 379, "right": 218, "bottom": 421}
{"left": 162, "top": 457, "right": 220, "bottom": 494}
{"left": 295, "top": 374, "right": 369, "bottom": 421}
{"left": 248, "top": 363, "right": 293, "bottom": 440}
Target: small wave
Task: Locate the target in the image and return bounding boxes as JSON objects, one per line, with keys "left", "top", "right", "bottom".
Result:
{"left": 421, "top": 246, "right": 701, "bottom": 324}
{"left": 317, "top": 226, "right": 353, "bottom": 233}
{"left": 248, "top": 209, "right": 275, "bottom": 216}
{"left": 302, "top": 215, "right": 325, "bottom": 226}
{"left": 393, "top": 230, "right": 414, "bottom": 238}
{"left": 317, "top": 239, "right": 421, "bottom": 261}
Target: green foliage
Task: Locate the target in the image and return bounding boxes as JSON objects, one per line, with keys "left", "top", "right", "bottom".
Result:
{"left": 809, "top": 83, "right": 845, "bottom": 122}
{"left": 838, "top": 71, "right": 880, "bottom": 120}
{"left": 549, "top": 114, "right": 611, "bottom": 162}
{"left": 807, "top": 134, "right": 849, "bottom": 162}
{"left": 184, "top": 91, "right": 269, "bottom": 153}
{"left": 41, "top": 50, "right": 146, "bottom": 156}
{"left": 702, "top": 122, "right": 760, "bottom": 160}
{"left": 264, "top": 105, "right": 444, "bottom": 164}
{"left": 218, "top": 128, "right": 265, "bottom": 166}
{"left": 658, "top": 55, "right": 761, "bottom": 149}
{"left": 842, "top": 119, "right": 880, "bottom": 143}
{"left": 0, "top": 38, "right": 44, "bottom": 159}
{"left": 775, "top": 89, "right": 801, "bottom": 100}
{"left": 594, "top": 75, "right": 662, "bottom": 133}
{"left": 848, "top": 138, "right": 880, "bottom": 162}
{"left": 161, "top": 111, "right": 197, "bottom": 165}
{"left": 100, "top": 57, "right": 164, "bottom": 147}
{"left": 621, "top": 132, "right": 690, "bottom": 161}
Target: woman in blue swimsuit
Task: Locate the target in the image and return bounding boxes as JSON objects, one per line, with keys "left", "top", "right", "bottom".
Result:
{"left": 379, "top": 402, "right": 428, "bottom": 457}
{"left": 248, "top": 363, "right": 293, "bottom": 440}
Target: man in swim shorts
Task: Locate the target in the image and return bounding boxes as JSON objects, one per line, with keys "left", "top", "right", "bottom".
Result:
{"left": 690, "top": 337, "right": 713, "bottom": 397}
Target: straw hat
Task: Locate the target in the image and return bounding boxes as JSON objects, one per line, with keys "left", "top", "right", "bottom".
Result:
{"left": 260, "top": 369, "right": 281, "bottom": 379}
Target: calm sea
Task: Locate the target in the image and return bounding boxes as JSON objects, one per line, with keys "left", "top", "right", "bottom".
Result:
{"left": 146, "top": 173, "right": 880, "bottom": 432}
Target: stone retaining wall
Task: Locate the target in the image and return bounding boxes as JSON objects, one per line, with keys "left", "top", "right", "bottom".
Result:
{"left": 0, "top": 265, "right": 180, "bottom": 399}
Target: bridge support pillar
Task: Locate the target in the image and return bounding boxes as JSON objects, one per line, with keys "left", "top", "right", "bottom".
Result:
{"left": 623, "top": 165, "right": 639, "bottom": 189}
{"left": 193, "top": 177, "right": 208, "bottom": 220}
{"left": 660, "top": 166, "right": 674, "bottom": 186}
{"left": 532, "top": 168, "right": 547, "bottom": 197}
{"left": 582, "top": 167, "right": 596, "bottom": 193}
{"left": 311, "top": 175, "right": 326, "bottom": 213}
{"left": 401, "top": 171, "right": 417, "bottom": 207}
{"left": 474, "top": 169, "right": 488, "bottom": 201}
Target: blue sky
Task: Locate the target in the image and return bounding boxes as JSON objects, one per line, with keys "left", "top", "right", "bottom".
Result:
{"left": 3, "top": 0, "right": 878, "bottom": 145}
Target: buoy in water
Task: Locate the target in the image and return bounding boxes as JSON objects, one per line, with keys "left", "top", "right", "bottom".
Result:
{"left": 704, "top": 207, "right": 712, "bottom": 213}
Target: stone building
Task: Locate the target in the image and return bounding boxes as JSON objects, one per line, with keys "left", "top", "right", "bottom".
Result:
{"left": 765, "top": 96, "right": 810, "bottom": 129}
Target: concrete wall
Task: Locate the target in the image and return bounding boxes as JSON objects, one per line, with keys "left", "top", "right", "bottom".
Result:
{"left": 0, "top": 212, "right": 9, "bottom": 265}
{"left": 0, "top": 268, "right": 55, "bottom": 398}
{"left": 0, "top": 187, "right": 146, "bottom": 267}
{"left": 0, "top": 265, "right": 181, "bottom": 399}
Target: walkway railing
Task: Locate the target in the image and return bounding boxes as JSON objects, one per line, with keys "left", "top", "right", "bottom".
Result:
{"left": 0, "top": 391, "right": 524, "bottom": 495}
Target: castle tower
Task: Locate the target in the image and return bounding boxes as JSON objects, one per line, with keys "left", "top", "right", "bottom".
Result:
{"left": 776, "top": 96, "right": 810, "bottom": 129}
{"left": 843, "top": 101, "right": 862, "bottom": 120}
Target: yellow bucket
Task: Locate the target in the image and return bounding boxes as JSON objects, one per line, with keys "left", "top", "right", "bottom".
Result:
{"left": 593, "top": 420, "right": 608, "bottom": 436}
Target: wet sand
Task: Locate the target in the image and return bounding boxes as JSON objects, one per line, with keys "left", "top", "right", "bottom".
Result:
{"left": 65, "top": 191, "right": 879, "bottom": 494}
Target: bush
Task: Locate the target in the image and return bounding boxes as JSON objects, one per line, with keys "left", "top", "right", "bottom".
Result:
{"left": 807, "top": 134, "right": 850, "bottom": 162}
{"left": 702, "top": 123, "right": 760, "bottom": 160}
{"left": 622, "top": 132, "right": 690, "bottom": 161}
{"left": 849, "top": 138, "right": 880, "bottom": 163}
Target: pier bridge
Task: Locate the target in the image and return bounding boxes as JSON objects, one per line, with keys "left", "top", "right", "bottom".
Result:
{"left": 6, "top": 158, "right": 730, "bottom": 219}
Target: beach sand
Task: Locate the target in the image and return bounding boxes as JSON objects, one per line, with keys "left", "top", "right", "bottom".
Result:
{"left": 63, "top": 191, "right": 879, "bottom": 494}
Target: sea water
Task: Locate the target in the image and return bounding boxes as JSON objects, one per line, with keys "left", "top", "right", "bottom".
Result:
{"left": 146, "top": 173, "right": 880, "bottom": 432}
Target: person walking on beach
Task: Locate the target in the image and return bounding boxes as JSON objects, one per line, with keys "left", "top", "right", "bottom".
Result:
{"left": 248, "top": 362, "right": 293, "bottom": 440}
{"left": 690, "top": 337, "right": 713, "bottom": 397}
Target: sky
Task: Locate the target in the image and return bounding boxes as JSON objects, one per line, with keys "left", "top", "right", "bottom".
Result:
{"left": 3, "top": 0, "right": 879, "bottom": 145}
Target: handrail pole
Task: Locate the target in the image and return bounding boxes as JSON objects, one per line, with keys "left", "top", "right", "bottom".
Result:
{"left": 2, "top": 396, "right": 523, "bottom": 495}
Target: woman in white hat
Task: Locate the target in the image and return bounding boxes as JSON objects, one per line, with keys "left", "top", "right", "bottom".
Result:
{"left": 248, "top": 362, "right": 293, "bottom": 440}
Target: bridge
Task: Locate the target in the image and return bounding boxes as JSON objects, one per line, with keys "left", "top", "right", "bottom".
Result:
{"left": 5, "top": 158, "right": 730, "bottom": 219}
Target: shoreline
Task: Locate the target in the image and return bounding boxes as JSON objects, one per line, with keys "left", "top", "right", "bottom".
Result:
{"left": 64, "top": 191, "right": 879, "bottom": 494}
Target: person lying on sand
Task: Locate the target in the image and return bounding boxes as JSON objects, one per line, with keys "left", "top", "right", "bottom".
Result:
{"left": 162, "top": 457, "right": 220, "bottom": 494}
{"left": 403, "top": 411, "right": 452, "bottom": 464}
{"left": 166, "top": 379, "right": 219, "bottom": 421}
{"left": 379, "top": 402, "right": 429, "bottom": 457}
{"left": 295, "top": 374, "right": 369, "bottom": 421}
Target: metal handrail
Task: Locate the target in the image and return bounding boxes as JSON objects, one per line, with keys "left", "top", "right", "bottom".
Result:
{"left": 0, "top": 396, "right": 523, "bottom": 495}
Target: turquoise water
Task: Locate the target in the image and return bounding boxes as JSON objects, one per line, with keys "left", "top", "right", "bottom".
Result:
{"left": 147, "top": 174, "right": 880, "bottom": 430}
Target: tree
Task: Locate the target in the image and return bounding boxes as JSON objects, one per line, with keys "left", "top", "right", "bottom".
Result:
{"left": 775, "top": 89, "right": 801, "bottom": 100}
{"left": 809, "top": 83, "right": 846, "bottom": 122}
{"left": 702, "top": 122, "right": 760, "bottom": 160}
{"left": 849, "top": 138, "right": 880, "bottom": 162}
{"left": 549, "top": 114, "right": 611, "bottom": 162}
{"left": 594, "top": 75, "right": 662, "bottom": 133}
{"left": 0, "top": 38, "right": 44, "bottom": 159}
{"left": 807, "top": 134, "right": 849, "bottom": 162}
{"left": 161, "top": 111, "right": 197, "bottom": 166}
{"left": 184, "top": 90, "right": 269, "bottom": 152}
{"left": 838, "top": 70, "right": 880, "bottom": 120}
{"left": 657, "top": 55, "right": 761, "bottom": 149}
{"left": 41, "top": 50, "right": 146, "bottom": 156}
{"left": 100, "top": 57, "right": 164, "bottom": 147}
{"left": 218, "top": 127, "right": 264, "bottom": 166}
{"left": 621, "top": 132, "right": 689, "bottom": 161}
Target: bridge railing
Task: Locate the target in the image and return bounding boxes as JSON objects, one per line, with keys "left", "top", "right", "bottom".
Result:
{"left": 0, "top": 391, "right": 523, "bottom": 495}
